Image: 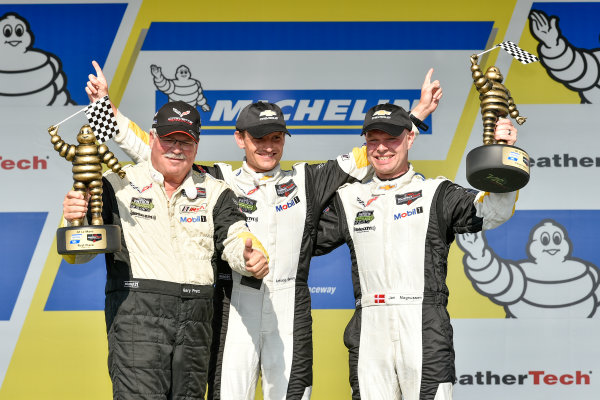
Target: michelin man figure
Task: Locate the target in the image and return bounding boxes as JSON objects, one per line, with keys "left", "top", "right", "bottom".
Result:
{"left": 470, "top": 55, "right": 527, "bottom": 145}
{"left": 0, "top": 12, "right": 74, "bottom": 105}
{"left": 457, "top": 219, "right": 600, "bottom": 318}
{"left": 48, "top": 124, "right": 125, "bottom": 226}
{"left": 150, "top": 64, "right": 210, "bottom": 111}
{"left": 529, "top": 9, "right": 600, "bottom": 104}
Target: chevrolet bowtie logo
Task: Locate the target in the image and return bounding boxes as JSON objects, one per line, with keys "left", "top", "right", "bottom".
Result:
{"left": 373, "top": 110, "right": 392, "bottom": 116}
{"left": 378, "top": 184, "right": 396, "bottom": 191}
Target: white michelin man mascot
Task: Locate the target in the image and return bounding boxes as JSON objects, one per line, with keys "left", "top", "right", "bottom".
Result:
{"left": 457, "top": 219, "right": 600, "bottom": 318}
{"left": 529, "top": 9, "right": 600, "bottom": 104}
{"left": 150, "top": 64, "right": 210, "bottom": 111}
{"left": 0, "top": 12, "right": 74, "bottom": 105}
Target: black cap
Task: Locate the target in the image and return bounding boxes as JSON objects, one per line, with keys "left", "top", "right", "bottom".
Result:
{"left": 152, "top": 101, "right": 201, "bottom": 143}
{"left": 362, "top": 103, "right": 413, "bottom": 137}
{"left": 235, "top": 102, "right": 290, "bottom": 138}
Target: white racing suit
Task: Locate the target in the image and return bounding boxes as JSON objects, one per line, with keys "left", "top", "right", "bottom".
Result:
{"left": 112, "top": 113, "right": 371, "bottom": 399}
{"left": 63, "top": 161, "right": 264, "bottom": 399}
{"left": 314, "top": 165, "right": 517, "bottom": 400}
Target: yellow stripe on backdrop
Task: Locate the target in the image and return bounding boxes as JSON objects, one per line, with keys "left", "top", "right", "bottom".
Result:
{"left": 0, "top": 236, "right": 112, "bottom": 399}
{"left": 1, "top": 0, "right": 519, "bottom": 399}
{"left": 506, "top": 19, "right": 582, "bottom": 104}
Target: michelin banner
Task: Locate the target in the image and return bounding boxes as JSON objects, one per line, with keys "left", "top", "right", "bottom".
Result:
{"left": 0, "top": 0, "right": 598, "bottom": 399}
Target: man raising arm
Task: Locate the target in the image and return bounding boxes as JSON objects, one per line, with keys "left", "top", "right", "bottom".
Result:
{"left": 315, "top": 104, "right": 518, "bottom": 400}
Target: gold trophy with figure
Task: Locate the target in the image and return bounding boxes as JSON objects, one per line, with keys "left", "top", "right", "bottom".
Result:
{"left": 466, "top": 42, "right": 537, "bottom": 193}
{"left": 49, "top": 124, "right": 125, "bottom": 254}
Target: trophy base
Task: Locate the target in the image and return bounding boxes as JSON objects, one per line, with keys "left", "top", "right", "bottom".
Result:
{"left": 466, "top": 144, "right": 530, "bottom": 193}
{"left": 57, "top": 225, "right": 121, "bottom": 255}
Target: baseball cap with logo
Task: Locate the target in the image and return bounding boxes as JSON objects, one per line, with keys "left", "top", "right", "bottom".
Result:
{"left": 152, "top": 101, "right": 201, "bottom": 143}
{"left": 235, "top": 102, "right": 290, "bottom": 138}
{"left": 361, "top": 103, "right": 413, "bottom": 137}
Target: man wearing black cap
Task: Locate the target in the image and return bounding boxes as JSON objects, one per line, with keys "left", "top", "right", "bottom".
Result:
{"left": 84, "top": 62, "right": 443, "bottom": 399}
{"left": 314, "top": 103, "right": 519, "bottom": 400}
{"left": 61, "top": 100, "right": 269, "bottom": 400}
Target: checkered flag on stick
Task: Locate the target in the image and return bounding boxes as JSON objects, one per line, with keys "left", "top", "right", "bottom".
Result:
{"left": 84, "top": 95, "right": 119, "bottom": 143}
{"left": 496, "top": 41, "right": 539, "bottom": 64}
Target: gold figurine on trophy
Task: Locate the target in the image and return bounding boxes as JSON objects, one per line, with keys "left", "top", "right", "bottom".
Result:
{"left": 470, "top": 54, "right": 526, "bottom": 145}
{"left": 49, "top": 124, "right": 125, "bottom": 254}
{"left": 49, "top": 124, "right": 125, "bottom": 224}
{"left": 465, "top": 43, "right": 535, "bottom": 193}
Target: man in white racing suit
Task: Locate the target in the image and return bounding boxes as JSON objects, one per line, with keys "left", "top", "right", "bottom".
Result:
{"left": 314, "top": 104, "right": 519, "bottom": 400}
{"left": 61, "top": 101, "right": 269, "bottom": 399}
{"left": 84, "top": 61, "right": 442, "bottom": 399}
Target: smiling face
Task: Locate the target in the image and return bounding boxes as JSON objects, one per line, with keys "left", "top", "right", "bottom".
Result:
{"left": 175, "top": 65, "right": 191, "bottom": 80}
{"left": 1, "top": 14, "right": 32, "bottom": 53}
{"left": 76, "top": 126, "right": 96, "bottom": 144}
{"left": 235, "top": 130, "right": 285, "bottom": 173}
{"left": 365, "top": 129, "right": 415, "bottom": 180}
{"left": 149, "top": 131, "right": 197, "bottom": 184}
{"left": 528, "top": 221, "right": 570, "bottom": 263}
{"left": 485, "top": 66, "right": 503, "bottom": 83}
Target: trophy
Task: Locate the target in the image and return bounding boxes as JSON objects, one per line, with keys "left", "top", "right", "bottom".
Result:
{"left": 466, "top": 54, "right": 530, "bottom": 193}
{"left": 49, "top": 124, "right": 125, "bottom": 254}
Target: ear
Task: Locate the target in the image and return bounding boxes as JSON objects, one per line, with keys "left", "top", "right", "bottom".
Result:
{"left": 234, "top": 130, "right": 246, "bottom": 150}
{"left": 406, "top": 130, "right": 416, "bottom": 150}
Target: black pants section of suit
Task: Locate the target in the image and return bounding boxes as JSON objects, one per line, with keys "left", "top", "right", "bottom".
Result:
{"left": 105, "top": 289, "right": 213, "bottom": 400}
{"left": 206, "top": 281, "right": 231, "bottom": 400}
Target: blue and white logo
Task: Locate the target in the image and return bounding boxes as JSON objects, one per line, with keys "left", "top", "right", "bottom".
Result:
{"left": 197, "top": 89, "right": 429, "bottom": 135}
{"left": 69, "top": 233, "right": 82, "bottom": 244}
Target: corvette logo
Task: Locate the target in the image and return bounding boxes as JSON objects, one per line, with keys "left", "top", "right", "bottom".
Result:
{"left": 173, "top": 108, "right": 190, "bottom": 117}
{"left": 367, "top": 196, "right": 379, "bottom": 206}
{"left": 130, "top": 182, "right": 153, "bottom": 193}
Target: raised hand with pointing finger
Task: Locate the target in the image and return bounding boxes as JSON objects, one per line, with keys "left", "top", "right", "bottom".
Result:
{"left": 85, "top": 60, "right": 117, "bottom": 115}
{"left": 410, "top": 67, "right": 443, "bottom": 123}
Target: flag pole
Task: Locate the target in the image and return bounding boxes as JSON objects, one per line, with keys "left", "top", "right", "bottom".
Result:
{"left": 52, "top": 107, "right": 87, "bottom": 128}
{"left": 476, "top": 46, "right": 500, "bottom": 58}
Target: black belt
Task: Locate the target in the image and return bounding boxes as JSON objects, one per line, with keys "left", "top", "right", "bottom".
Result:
{"left": 106, "top": 278, "right": 214, "bottom": 299}
{"left": 423, "top": 291, "right": 448, "bottom": 306}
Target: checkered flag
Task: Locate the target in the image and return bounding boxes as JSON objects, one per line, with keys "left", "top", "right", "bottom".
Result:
{"left": 496, "top": 41, "right": 539, "bottom": 64}
{"left": 84, "top": 95, "right": 119, "bottom": 143}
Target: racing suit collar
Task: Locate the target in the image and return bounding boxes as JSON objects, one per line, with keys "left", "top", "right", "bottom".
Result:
{"left": 371, "top": 163, "right": 415, "bottom": 195}
{"left": 148, "top": 162, "right": 198, "bottom": 199}
{"left": 241, "top": 159, "right": 282, "bottom": 186}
